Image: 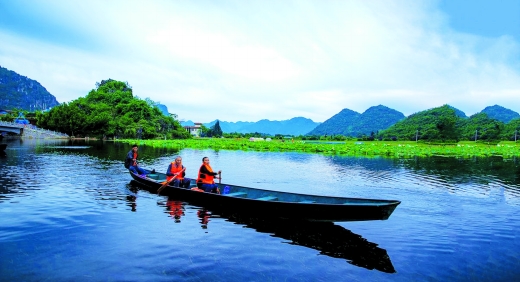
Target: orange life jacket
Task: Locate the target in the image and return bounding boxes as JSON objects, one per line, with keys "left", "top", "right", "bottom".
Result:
{"left": 166, "top": 162, "right": 184, "bottom": 182}
{"left": 133, "top": 152, "right": 138, "bottom": 166}
{"left": 197, "top": 164, "right": 215, "bottom": 184}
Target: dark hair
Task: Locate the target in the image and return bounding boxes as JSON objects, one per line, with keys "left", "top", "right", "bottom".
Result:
{"left": 132, "top": 144, "right": 138, "bottom": 148}
{"left": 202, "top": 156, "right": 208, "bottom": 161}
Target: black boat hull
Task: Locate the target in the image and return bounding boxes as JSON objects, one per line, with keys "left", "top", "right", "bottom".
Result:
{"left": 130, "top": 170, "right": 400, "bottom": 222}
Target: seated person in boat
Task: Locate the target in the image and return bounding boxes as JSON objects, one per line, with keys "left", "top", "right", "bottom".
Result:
{"left": 125, "top": 144, "right": 147, "bottom": 178}
{"left": 166, "top": 156, "right": 191, "bottom": 188}
{"left": 196, "top": 157, "right": 221, "bottom": 193}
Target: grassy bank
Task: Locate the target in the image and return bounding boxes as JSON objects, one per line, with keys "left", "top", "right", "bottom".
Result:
{"left": 117, "top": 138, "right": 520, "bottom": 158}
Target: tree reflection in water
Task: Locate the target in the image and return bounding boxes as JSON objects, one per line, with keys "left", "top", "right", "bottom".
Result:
{"left": 161, "top": 198, "right": 396, "bottom": 273}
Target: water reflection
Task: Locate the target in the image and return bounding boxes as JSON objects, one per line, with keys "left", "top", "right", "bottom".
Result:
{"left": 125, "top": 185, "right": 139, "bottom": 212}
{"left": 167, "top": 200, "right": 185, "bottom": 223}
{"left": 159, "top": 197, "right": 396, "bottom": 273}
{"left": 326, "top": 155, "right": 520, "bottom": 200}
{"left": 3, "top": 139, "right": 179, "bottom": 165}
{"left": 401, "top": 156, "right": 520, "bottom": 185}
{"left": 328, "top": 155, "right": 520, "bottom": 185}
{"left": 197, "top": 208, "right": 211, "bottom": 228}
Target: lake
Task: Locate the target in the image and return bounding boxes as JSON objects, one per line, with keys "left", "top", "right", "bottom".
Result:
{"left": 1, "top": 139, "right": 519, "bottom": 281}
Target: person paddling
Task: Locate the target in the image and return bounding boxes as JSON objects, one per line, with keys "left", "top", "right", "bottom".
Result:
{"left": 165, "top": 156, "right": 191, "bottom": 188}
{"left": 196, "top": 157, "right": 221, "bottom": 193}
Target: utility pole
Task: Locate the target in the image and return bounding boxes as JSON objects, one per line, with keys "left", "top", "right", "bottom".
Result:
{"left": 515, "top": 130, "right": 518, "bottom": 142}
{"left": 415, "top": 130, "right": 418, "bottom": 142}
{"left": 474, "top": 130, "right": 478, "bottom": 142}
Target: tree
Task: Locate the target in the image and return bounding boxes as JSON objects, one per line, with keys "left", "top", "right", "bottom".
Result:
{"left": 208, "top": 120, "right": 223, "bottom": 137}
{"left": 200, "top": 124, "right": 210, "bottom": 137}
{"left": 459, "top": 113, "right": 504, "bottom": 141}
{"left": 499, "top": 118, "right": 520, "bottom": 141}
{"left": 36, "top": 79, "right": 191, "bottom": 139}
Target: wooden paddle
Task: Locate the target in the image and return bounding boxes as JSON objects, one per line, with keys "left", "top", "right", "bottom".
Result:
{"left": 157, "top": 167, "right": 186, "bottom": 194}
{"left": 217, "top": 171, "right": 222, "bottom": 194}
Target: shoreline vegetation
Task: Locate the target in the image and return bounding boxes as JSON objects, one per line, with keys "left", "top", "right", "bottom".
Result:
{"left": 116, "top": 138, "right": 520, "bottom": 159}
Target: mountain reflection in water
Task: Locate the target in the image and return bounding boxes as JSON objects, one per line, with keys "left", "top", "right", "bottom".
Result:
{"left": 158, "top": 197, "right": 396, "bottom": 274}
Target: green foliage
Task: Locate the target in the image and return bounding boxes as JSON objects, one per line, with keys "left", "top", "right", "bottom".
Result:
{"left": 199, "top": 124, "right": 210, "bottom": 137}
{"left": 459, "top": 113, "right": 504, "bottom": 141}
{"left": 448, "top": 105, "right": 467, "bottom": 117}
{"left": 119, "top": 138, "right": 520, "bottom": 159}
{"left": 378, "top": 105, "right": 459, "bottom": 142}
{"left": 36, "top": 79, "right": 191, "bottom": 139}
{"left": 207, "top": 120, "right": 223, "bottom": 137}
{"left": 377, "top": 105, "right": 513, "bottom": 142}
{"left": 0, "top": 108, "right": 24, "bottom": 122}
{"left": 500, "top": 118, "right": 520, "bottom": 141}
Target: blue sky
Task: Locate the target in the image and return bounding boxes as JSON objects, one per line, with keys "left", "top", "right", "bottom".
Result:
{"left": 1, "top": 0, "right": 519, "bottom": 123}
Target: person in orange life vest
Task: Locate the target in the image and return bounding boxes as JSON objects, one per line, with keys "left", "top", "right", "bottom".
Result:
{"left": 125, "top": 144, "right": 146, "bottom": 178}
{"left": 166, "top": 156, "right": 191, "bottom": 188}
{"left": 196, "top": 156, "right": 221, "bottom": 193}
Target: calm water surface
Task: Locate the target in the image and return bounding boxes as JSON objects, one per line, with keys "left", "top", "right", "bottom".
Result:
{"left": 1, "top": 139, "right": 519, "bottom": 281}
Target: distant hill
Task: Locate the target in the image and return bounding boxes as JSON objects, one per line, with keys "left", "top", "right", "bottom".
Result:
{"left": 480, "top": 105, "right": 519, "bottom": 123}
{"left": 0, "top": 66, "right": 59, "bottom": 111}
{"left": 379, "top": 104, "right": 459, "bottom": 141}
{"left": 306, "top": 108, "right": 359, "bottom": 136}
{"left": 350, "top": 105, "right": 406, "bottom": 136}
{"left": 156, "top": 103, "right": 169, "bottom": 116}
{"left": 307, "top": 105, "right": 405, "bottom": 137}
{"left": 181, "top": 102, "right": 519, "bottom": 138}
{"left": 211, "top": 121, "right": 256, "bottom": 133}
{"left": 183, "top": 117, "right": 320, "bottom": 135}
{"left": 378, "top": 104, "right": 511, "bottom": 142}
{"left": 210, "top": 117, "right": 320, "bottom": 135}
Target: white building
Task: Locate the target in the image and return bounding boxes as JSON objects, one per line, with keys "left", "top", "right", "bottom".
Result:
{"left": 184, "top": 122, "right": 202, "bottom": 137}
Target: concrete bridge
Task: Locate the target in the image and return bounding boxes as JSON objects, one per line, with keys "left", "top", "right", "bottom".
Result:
{"left": 0, "top": 122, "right": 24, "bottom": 135}
{"left": 0, "top": 121, "right": 69, "bottom": 139}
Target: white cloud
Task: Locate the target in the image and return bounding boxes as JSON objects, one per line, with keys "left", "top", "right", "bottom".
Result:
{"left": 0, "top": 0, "right": 519, "bottom": 122}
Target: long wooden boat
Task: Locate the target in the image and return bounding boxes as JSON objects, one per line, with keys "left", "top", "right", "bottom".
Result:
{"left": 130, "top": 168, "right": 401, "bottom": 222}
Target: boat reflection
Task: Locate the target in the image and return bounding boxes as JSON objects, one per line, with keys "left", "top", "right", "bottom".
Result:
{"left": 160, "top": 197, "right": 396, "bottom": 273}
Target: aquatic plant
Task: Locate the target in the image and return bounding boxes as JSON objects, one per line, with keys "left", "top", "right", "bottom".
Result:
{"left": 117, "top": 138, "right": 520, "bottom": 159}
